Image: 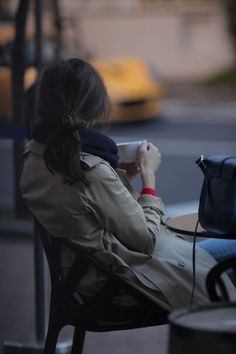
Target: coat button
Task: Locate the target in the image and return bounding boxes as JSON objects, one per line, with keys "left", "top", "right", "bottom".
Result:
{"left": 177, "top": 261, "right": 185, "bottom": 268}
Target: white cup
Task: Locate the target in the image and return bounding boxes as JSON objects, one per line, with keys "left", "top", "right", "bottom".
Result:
{"left": 117, "top": 141, "right": 142, "bottom": 163}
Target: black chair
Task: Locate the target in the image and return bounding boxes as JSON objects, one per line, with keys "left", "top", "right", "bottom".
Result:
{"left": 34, "top": 217, "right": 168, "bottom": 354}
{"left": 206, "top": 255, "right": 236, "bottom": 302}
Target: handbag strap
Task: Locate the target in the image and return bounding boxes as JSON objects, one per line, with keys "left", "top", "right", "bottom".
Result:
{"left": 190, "top": 218, "right": 200, "bottom": 306}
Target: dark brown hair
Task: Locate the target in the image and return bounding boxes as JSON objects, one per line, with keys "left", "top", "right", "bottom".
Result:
{"left": 36, "top": 58, "right": 111, "bottom": 183}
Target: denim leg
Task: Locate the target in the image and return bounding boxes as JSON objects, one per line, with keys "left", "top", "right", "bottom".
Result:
{"left": 198, "top": 238, "right": 236, "bottom": 286}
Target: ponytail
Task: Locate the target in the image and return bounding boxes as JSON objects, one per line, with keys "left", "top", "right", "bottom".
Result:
{"left": 43, "top": 115, "right": 84, "bottom": 184}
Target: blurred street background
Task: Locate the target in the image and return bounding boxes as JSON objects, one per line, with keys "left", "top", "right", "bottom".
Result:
{"left": 0, "top": 1, "right": 236, "bottom": 354}
{"left": 1, "top": 0, "right": 236, "bottom": 213}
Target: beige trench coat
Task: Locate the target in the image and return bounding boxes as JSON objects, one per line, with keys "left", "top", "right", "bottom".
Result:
{"left": 20, "top": 140, "right": 236, "bottom": 311}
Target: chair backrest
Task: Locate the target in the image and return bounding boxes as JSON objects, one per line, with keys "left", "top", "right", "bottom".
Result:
{"left": 206, "top": 255, "right": 236, "bottom": 302}
{"left": 33, "top": 217, "right": 121, "bottom": 303}
{"left": 34, "top": 218, "right": 63, "bottom": 294}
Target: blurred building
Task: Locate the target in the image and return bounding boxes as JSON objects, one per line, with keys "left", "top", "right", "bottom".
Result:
{"left": 60, "top": 0, "right": 234, "bottom": 81}
{"left": 1, "top": 0, "right": 234, "bottom": 81}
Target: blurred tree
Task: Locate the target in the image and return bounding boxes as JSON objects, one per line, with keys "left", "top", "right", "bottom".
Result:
{"left": 224, "top": 0, "right": 236, "bottom": 59}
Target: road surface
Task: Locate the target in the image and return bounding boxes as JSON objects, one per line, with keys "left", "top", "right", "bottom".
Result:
{"left": 1, "top": 99, "right": 236, "bottom": 216}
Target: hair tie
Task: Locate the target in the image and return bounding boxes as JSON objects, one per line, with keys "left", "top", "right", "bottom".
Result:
{"left": 62, "top": 114, "right": 78, "bottom": 131}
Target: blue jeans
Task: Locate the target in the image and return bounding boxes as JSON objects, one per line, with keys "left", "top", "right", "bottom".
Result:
{"left": 198, "top": 238, "right": 236, "bottom": 287}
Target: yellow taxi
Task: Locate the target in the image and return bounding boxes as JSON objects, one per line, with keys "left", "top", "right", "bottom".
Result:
{"left": 91, "top": 56, "right": 165, "bottom": 123}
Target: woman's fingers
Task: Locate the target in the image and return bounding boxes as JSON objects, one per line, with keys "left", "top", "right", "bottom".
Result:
{"left": 138, "top": 141, "right": 161, "bottom": 174}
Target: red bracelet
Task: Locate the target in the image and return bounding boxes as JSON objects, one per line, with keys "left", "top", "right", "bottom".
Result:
{"left": 140, "top": 187, "right": 157, "bottom": 196}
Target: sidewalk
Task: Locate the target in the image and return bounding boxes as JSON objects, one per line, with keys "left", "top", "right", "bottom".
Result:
{"left": 165, "top": 82, "right": 236, "bottom": 105}
{"left": 162, "top": 82, "right": 236, "bottom": 124}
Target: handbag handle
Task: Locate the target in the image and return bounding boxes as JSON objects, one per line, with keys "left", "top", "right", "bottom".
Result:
{"left": 195, "top": 154, "right": 207, "bottom": 173}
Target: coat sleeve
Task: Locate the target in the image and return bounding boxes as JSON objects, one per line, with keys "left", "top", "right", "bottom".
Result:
{"left": 82, "top": 162, "right": 166, "bottom": 255}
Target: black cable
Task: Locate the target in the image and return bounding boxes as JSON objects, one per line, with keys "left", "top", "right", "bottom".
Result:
{"left": 190, "top": 219, "right": 199, "bottom": 305}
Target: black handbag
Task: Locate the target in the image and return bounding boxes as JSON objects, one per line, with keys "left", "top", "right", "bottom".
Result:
{"left": 196, "top": 154, "right": 236, "bottom": 235}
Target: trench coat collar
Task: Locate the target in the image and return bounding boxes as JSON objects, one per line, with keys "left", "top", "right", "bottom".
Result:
{"left": 27, "top": 139, "right": 104, "bottom": 168}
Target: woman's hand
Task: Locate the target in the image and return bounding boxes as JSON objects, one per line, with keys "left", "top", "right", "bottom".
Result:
{"left": 138, "top": 140, "right": 161, "bottom": 188}
{"left": 120, "top": 161, "right": 140, "bottom": 183}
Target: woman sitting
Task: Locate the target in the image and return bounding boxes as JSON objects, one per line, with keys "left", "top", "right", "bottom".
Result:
{"left": 20, "top": 58, "right": 236, "bottom": 311}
